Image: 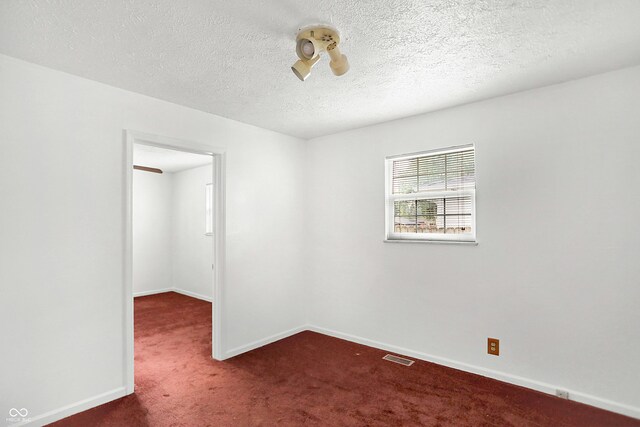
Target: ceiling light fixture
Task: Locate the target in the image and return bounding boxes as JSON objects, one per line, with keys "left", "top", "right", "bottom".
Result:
{"left": 291, "top": 25, "right": 349, "bottom": 81}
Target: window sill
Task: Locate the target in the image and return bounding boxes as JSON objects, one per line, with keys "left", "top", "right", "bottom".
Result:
{"left": 384, "top": 239, "right": 478, "bottom": 246}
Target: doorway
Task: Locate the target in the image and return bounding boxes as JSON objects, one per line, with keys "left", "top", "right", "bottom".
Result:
{"left": 123, "top": 130, "right": 226, "bottom": 394}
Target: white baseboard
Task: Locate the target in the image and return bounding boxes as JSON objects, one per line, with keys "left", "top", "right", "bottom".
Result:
{"left": 566, "top": 391, "right": 640, "bottom": 421}
{"left": 21, "top": 325, "right": 638, "bottom": 426}
{"left": 306, "top": 325, "right": 640, "bottom": 420}
{"left": 133, "top": 288, "right": 172, "bottom": 297}
{"left": 20, "top": 387, "right": 127, "bottom": 426}
{"left": 224, "top": 325, "right": 307, "bottom": 359}
{"left": 172, "top": 287, "right": 213, "bottom": 303}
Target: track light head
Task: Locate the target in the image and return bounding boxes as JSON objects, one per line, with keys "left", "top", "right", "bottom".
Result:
{"left": 327, "top": 43, "right": 349, "bottom": 76}
{"left": 296, "top": 38, "right": 318, "bottom": 60}
{"left": 291, "top": 55, "right": 320, "bottom": 81}
{"left": 291, "top": 26, "right": 349, "bottom": 81}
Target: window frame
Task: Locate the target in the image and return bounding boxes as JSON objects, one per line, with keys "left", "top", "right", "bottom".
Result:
{"left": 384, "top": 144, "right": 477, "bottom": 243}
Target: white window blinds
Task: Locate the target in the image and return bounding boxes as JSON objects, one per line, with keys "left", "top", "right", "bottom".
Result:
{"left": 386, "top": 146, "right": 476, "bottom": 242}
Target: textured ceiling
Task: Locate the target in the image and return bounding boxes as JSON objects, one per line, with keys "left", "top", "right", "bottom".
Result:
{"left": 134, "top": 144, "right": 211, "bottom": 173}
{"left": 1, "top": 1, "right": 640, "bottom": 139}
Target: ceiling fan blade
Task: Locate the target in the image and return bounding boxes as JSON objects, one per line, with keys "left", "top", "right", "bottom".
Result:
{"left": 134, "top": 165, "right": 163, "bottom": 174}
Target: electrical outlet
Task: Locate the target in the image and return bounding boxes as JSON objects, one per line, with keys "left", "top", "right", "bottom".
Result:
{"left": 556, "top": 389, "right": 569, "bottom": 399}
{"left": 487, "top": 338, "right": 499, "bottom": 356}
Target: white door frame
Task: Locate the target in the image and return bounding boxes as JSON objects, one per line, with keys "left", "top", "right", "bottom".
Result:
{"left": 123, "top": 130, "right": 226, "bottom": 394}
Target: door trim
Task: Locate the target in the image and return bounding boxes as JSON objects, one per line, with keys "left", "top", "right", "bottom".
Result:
{"left": 123, "top": 130, "right": 227, "bottom": 394}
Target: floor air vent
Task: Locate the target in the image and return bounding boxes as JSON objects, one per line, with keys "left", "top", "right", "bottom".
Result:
{"left": 383, "top": 354, "right": 415, "bottom": 366}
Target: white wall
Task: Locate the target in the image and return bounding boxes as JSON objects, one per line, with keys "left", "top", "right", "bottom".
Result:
{"left": 172, "top": 164, "right": 213, "bottom": 300}
{"left": 1, "top": 51, "right": 639, "bottom": 423}
{"left": 0, "top": 54, "right": 306, "bottom": 424}
{"left": 133, "top": 170, "right": 173, "bottom": 294}
{"left": 305, "top": 66, "right": 640, "bottom": 416}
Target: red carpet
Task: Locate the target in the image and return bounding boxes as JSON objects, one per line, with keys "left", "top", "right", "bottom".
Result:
{"left": 52, "top": 292, "right": 639, "bottom": 426}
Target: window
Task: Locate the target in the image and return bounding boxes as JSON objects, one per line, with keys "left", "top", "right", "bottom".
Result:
{"left": 205, "top": 183, "right": 213, "bottom": 235}
{"left": 385, "top": 145, "right": 476, "bottom": 242}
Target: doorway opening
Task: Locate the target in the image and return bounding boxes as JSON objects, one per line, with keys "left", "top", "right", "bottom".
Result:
{"left": 123, "top": 131, "right": 226, "bottom": 394}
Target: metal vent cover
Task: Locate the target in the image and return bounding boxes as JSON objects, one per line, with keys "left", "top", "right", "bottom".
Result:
{"left": 383, "top": 354, "right": 415, "bottom": 366}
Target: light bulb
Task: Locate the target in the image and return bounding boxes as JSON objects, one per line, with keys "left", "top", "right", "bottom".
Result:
{"left": 301, "top": 40, "right": 315, "bottom": 57}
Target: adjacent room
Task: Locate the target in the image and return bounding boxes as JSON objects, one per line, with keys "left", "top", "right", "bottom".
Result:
{"left": 132, "top": 144, "right": 214, "bottom": 302}
{"left": 132, "top": 143, "right": 217, "bottom": 422}
{"left": 1, "top": 1, "right": 639, "bottom": 426}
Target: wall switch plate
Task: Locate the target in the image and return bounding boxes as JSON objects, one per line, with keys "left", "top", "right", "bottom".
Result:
{"left": 556, "top": 389, "right": 569, "bottom": 399}
{"left": 487, "top": 338, "right": 499, "bottom": 356}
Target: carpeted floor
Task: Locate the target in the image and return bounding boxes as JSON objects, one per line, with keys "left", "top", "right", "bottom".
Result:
{"left": 51, "top": 292, "right": 638, "bottom": 426}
